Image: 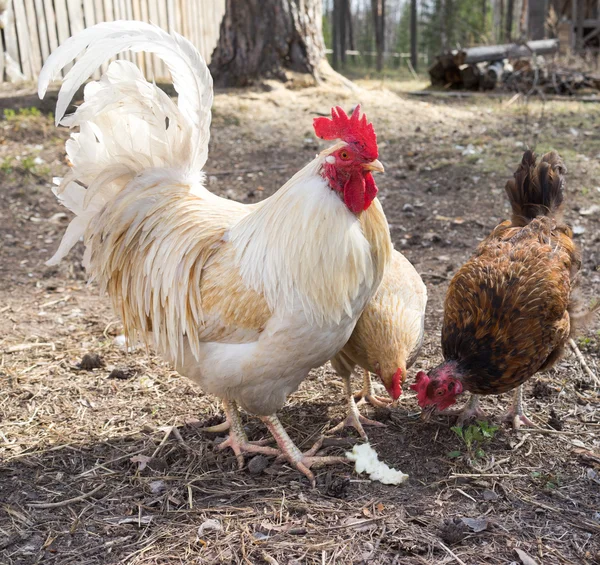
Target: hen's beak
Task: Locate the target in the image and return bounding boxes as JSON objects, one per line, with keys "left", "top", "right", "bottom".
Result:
{"left": 363, "top": 159, "right": 384, "bottom": 173}
{"left": 420, "top": 406, "right": 437, "bottom": 422}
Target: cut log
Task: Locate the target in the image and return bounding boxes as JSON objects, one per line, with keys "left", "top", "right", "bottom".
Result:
{"left": 459, "top": 64, "right": 481, "bottom": 90}
{"left": 462, "top": 39, "right": 559, "bottom": 64}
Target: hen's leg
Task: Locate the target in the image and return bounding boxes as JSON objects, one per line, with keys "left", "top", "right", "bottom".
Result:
{"left": 260, "top": 414, "right": 348, "bottom": 487}
{"left": 501, "top": 386, "right": 535, "bottom": 429}
{"left": 215, "top": 400, "right": 280, "bottom": 468}
{"left": 354, "top": 368, "right": 393, "bottom": 408}
{"left": 442, "top": 394, "right": 487, "bottom": 426}
{"left": 329, "top": 373, "right": 385, "bottom": 439}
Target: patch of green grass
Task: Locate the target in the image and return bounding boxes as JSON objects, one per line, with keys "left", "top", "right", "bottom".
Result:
{"left": 0, "top": 157, "right": 14, "bottom": 174}
{"left": 3, "top": 106, "right": 42, "bottom": 122}
{"left": 449, "top": 421, "right": 499, "bottom": 462}
{"left": 531, "top": 471, "right": 562, "bottom": 491}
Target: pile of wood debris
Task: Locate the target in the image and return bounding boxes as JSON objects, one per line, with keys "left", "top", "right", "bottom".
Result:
{"left": 429, "top": 39, "right": 600, "bottom": 95}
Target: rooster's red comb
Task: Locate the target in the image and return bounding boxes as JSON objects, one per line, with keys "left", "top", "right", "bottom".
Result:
{"left": 313, "top": 105, "right": 378, "bottom": 161}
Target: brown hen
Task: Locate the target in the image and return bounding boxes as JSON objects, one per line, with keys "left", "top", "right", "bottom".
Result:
{"left": 412, "top": 150, "right": 590, "bottom": 428}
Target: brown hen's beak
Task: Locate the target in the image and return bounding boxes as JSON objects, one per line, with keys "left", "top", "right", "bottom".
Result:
{"left": 363, "top": 159, "right": 384, "bottom": 173}
{"left": 420, "top": 406, "right": 437, "bottom": 422}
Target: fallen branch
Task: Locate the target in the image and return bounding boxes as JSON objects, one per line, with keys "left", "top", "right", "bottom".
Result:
{"left": 27, "top": 485, "right": 104, "bottom": 509}
{"left": 569, "top": 338, "right": 600, "bottom": 386}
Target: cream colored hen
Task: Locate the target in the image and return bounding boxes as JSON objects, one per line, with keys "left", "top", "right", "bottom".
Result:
{"left": 331, "top": 250, "right": 427, "bottom": 438}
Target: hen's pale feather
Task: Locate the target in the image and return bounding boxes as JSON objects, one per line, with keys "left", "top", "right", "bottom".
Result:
{"left": 332, "top": 250, "right": 427, "bottom": 380}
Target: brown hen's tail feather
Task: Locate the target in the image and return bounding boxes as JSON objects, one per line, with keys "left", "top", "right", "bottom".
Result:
{"left": 505, "top": 150, "right": 567, "bottom": 226}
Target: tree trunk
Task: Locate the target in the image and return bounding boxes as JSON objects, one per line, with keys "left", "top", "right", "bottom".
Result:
{"left": 345, "top": 0, "right": 355, "bottom": 51}
{"left": 528, "top": 0, "right": 547, "bottom": 40}
{"left": 505, "top": 0, "right": 514, "bottom": 40}
{"left": 209, "top": 0, "right": 326, "bottom": 87}
{"left": 371, "top": 0, "right": 385, "bottom": 72}
{"left": 410, "top": 0, "right": 418, "bottom": 71}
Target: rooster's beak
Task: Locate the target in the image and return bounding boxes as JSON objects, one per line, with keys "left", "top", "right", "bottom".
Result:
{"left": 363, "top": 159, "right": 384, "bottom": 173}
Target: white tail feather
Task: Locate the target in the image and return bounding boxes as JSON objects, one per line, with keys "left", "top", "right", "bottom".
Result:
{"left": 38, "top": 21, "right": 214, "bottom": 264}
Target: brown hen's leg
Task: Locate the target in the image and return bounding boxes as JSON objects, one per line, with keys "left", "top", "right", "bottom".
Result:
{"left": 329, "top": 373, "right": 385, "bottom": 439}
{"left": 354, "top": 368, "right": 393, "bottom": 408}
{"left": 260, "top": 414, "right": 348, "bottom": 487}
{"left": 443, "top": 394, "right": 487, "bottom": 426}
{"left": 502, "top": 386, "right": 535, "bottom": 429}
{"left": 214, "top": 400, "right": 280, "bottom": 468}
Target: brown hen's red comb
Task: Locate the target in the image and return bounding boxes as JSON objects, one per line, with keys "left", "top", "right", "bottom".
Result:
{"left": 313, "top": 105, "right": 378, "bottom": 161}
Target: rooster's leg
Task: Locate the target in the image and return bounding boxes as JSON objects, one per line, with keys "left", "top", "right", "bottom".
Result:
{"left": 215, "top": 400, "right": 280, "bottom": 469}
{"left": 442, "top": 394, "right": 487, "bottom": 425}
{"left": 501, "top": 386, "right": 535, "bottom": 429}
{"left": 260, "top": 414, "right": 348, "bottom": 487}
{"left": 329, "top": 373, "right": 385, "bottom": 439}
{"left": 354, "top": 368, "right": 393, "bottom": 408}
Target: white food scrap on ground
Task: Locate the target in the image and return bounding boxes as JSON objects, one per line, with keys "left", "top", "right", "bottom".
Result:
{"left": 346, "top": 442, "right": 409, "bottom": 485}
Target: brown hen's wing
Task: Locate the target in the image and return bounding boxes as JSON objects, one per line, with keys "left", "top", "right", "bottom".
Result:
{"left": 442, "top": 218, "right": 576, "bottom": 395}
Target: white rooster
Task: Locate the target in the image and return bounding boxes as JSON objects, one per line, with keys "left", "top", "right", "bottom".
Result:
{"left": 38, "top": 21, "right": 392, "bottom": 485}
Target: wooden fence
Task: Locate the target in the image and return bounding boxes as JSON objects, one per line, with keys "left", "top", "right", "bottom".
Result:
{"left": 0, "top": 0, "right": 226, "bottom": 83}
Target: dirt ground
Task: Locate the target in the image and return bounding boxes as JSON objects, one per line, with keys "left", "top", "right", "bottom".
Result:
{"left": 1, "top": 78, "right": 599, "bottom": 565}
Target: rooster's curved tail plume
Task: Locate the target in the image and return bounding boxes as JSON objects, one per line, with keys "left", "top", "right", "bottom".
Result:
{"left": 38, "top": 20, "right": 214, "bottom": 265}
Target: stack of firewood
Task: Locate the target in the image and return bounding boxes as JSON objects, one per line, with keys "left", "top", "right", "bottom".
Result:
{"left": 428, "top": 39, "right": 576, "bottom": 92}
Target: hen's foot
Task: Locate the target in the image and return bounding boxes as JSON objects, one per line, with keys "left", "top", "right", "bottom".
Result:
{"left": 215, "top": 400, "right": 280, "bottom": 468}
{"left": 261, "top": 415, "right": 348, "bottom": 487}
{"left": 501, "top": 386, "right": 534, "bottom": 429}
{"left": 442, "top": 395, "right": 487, "bottom": 426}
{"left": 331, "top": 373, "right": 386, "bottom": 439}
{"left": 329, "top": 396, "right": 385, "bottom": 440}
{"left": 354, "top": 369, "right": 393, "bottom": 408}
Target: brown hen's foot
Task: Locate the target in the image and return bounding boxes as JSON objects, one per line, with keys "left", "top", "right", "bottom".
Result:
{"left": 215, "top": 400, "right": 280, "bottom": 469}
{"left": 353, "top": 368, "right": 393, "bottom": 408}
{"left": 501, "top": 386, "right": 535, "bottom": 429}
{"left": 443, "top": 395, "right": 487, "bottom": 426}
{"left": 331, "top": 374, "right": 385, "bottom": 439}
{"left": 260, "top": 414, "right": 348, "bottom": 487}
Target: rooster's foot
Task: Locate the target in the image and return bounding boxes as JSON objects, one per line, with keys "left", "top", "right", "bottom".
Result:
{"left": 329, "top": 394, "right": 385, "bottom": 440}
{"left": 215, "top": 400, "right": 279, "bottom": 469}
{"left": 501, "top": 386, "right": 534, "bottom": 429}
{"left": 261, "top": 415, "right": 348, "bottom": 487}
{"left": 216, "top": 433, "right": 280, "bottom": 469}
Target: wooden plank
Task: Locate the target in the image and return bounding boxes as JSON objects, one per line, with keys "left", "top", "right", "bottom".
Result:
{"left": 13, "top": 0, "right": 33, "bottom": 78}
{"left": 166, "top": 0, "right": 176, "bottom": 31}
{"left": 66, "top": 0, "right": 85, "bottom": 35}
{"left": 4, "top": 0, "right": 20, "bottom": 70}
{"left": 53, "top": 0, "right": 71, "bottom": 71}
{"left": 93, "top": 0, "right": 110, "bottom": 74}
{"left": 179, "top": 0, "right": 188, "bottom": 39}
{"left": 23, "top": 0, "right": 43, "bottom": 75}
{"left": 34, "top": 0, "right": 50, "bottom": 62}
{"left": 82, "top": 0, "right": 101, "bottom": 78}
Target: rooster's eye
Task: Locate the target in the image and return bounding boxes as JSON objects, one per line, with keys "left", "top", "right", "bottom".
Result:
{"left": 340, "top": 151, "right": 350, "bottom": 160}
{"left": 436, "top": 389, "right": 444, "bottom": 396}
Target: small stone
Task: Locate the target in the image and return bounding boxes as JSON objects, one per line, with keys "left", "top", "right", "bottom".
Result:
{"left": 248, "top": 455, "right": 269, "bottom": 475}
{"left": 108, "top": 367, "right": 136, "bottom": 380}
{"left": 402, "top": 203, "right": 414, "bottom": 213}
{"left": 482, "top": 489, "right": 499, "bottom": 501}
{"left": 77, "top": 353, "right": 104, "bottom": 370}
